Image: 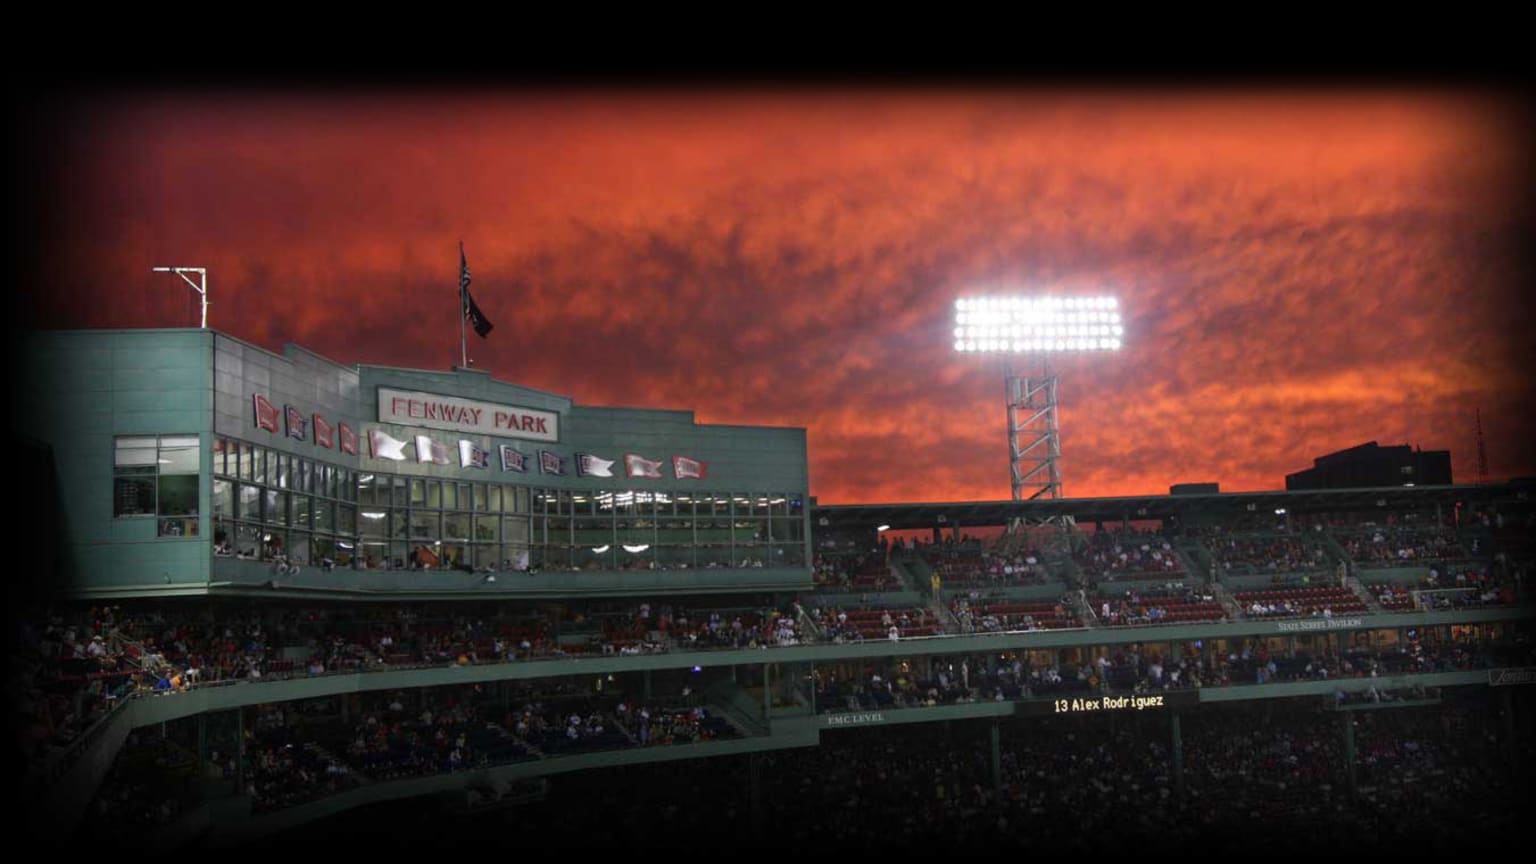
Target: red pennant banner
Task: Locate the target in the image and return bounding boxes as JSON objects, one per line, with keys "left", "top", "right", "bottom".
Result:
{"left": 253, "top": 394, "right": 280, "bottom": 433}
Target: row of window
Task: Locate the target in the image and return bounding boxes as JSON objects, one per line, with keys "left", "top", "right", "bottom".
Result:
{"left": 214, "top": 521, "right": 808, "bottom": 571}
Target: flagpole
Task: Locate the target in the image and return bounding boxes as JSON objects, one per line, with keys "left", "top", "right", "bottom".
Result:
{"left": 459, "top": 241, "right": 468, "bottom": 368}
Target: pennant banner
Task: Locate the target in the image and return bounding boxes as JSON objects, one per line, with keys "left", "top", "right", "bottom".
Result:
{"left": 500, "top": 445, "right": 528, "bottom": 473}
{"left": 369, "top": 428, "right": 408, "bottom": 461}
{"left": 313, "top": 414, "right": 334, "bottom": 449}
{"left": 416, "top": 435, "right": 451, "bottom": 465}
{"left": 673, "top": 455, "right": 709, "bottom": 480}
{"left": 577, "top": 453, "right": 615, "bottom": 478}
{"left": 253, "top": 394, "right": 280, "bottom": 433}
{"left": 284, "top": 405, "right": 307, "bottom": 441}
{"left": 539, "top": 450, "right": 566, "bottom": 476}
{"left": 338, "top": 423, "right": 358, "bottom": 455}
{"left": 625, "top": 453, "right": 664, "bottom": 478}
{"left": 459, "top": 440, "right": 490, "bottom": 470}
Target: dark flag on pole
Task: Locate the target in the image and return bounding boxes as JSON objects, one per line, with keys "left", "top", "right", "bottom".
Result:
{"left": 461, "top": 243, "right": 493, "bottom": 338}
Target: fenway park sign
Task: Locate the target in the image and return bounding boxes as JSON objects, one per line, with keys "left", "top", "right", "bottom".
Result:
{"left": 377, "top": 387, "right": 559, "bottom": 443}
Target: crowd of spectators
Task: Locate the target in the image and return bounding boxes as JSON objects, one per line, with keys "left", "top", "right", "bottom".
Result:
{"left": 812, "top": 605, "right": 939, "bottom": 642}
{"left": 1092, "top": 586, "right": 1224, "bottom": 626}
{"left": 536, "top": 693, "right": 1531, "bottom": 853}
{"left": 1076, "top": 529, "right": 1185, "bottom": 579}
{"left": 950, "top": 597, "right": 1075, "bottom": 632}
{"left": 1207, "top": 533, "right": 1329, "bottom": 575}
{"left": 812, "top": 553, "right": 897, "bottom": 591}
{"left": 1341, "top": 524, "right": 1469, "bottom": 565}
{"left": 927, "top": 549, "right": 1050, "bottom": 588}
{"left": 1235, "top": 586, "right": 1368, "bottom": 619}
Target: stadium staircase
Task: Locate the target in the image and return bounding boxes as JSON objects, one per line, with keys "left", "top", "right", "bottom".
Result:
{"left": 1346, "top": 576, "right": 1384, "bottom": 614}
{"left": 1070, "top": 590, "right": 1099, "bottom": 628}
{"left": 1176, "top": 537, "right": 1215, "bottom": 582}
{"left": 1210, "top": 581, "right": 1245, "bottom": 620}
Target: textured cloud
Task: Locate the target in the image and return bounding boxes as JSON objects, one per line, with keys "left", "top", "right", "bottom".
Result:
{"left": 25, "top": 90, "right": 1533, "bottom": 503}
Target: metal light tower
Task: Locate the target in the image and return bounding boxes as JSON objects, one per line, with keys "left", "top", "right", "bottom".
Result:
{"left": 954, "top": 296, "right": 1124, "bottom": 502}
{"left": 152, "top": 266, "right": 209, "bottom": 328}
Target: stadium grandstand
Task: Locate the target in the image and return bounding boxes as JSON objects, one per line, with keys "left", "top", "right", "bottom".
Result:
{"left": 8, "top": 328, "right": 1534, "bottom": 853}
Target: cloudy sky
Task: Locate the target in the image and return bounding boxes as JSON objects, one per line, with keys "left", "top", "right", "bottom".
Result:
{"left": 23, "top": 88, "right": 1534, "bottom": 503}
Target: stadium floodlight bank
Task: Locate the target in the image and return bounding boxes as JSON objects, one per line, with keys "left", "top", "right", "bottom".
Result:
{"left": 952, "top": 295, "right": 1125, "bottom": 504}
{"left": 953, "top": 296, "right": 1122, "bottom": 353}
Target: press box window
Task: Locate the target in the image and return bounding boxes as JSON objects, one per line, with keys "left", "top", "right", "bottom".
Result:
{"left": 114, "top": 435, "right": 201, "bottom": 536}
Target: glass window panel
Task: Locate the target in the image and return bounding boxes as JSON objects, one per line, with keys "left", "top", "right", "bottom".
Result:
{"left": 113, "top": 477, "right": 155, "bottom": 516}
{"left": 114, "top": 437, "right": 158, "bottom": 467}
{"left": 474, "top": 515, "right": 499, "bottom": 543}
{"left": 472, "top": 544, "right": 499, "bottom": 569}
{"left": 546, "top": 515, "right": 571, "bottom": 547}
{"left": 337, "top": 503, "right": 356, "bottom": 536}
{"left": 356, "top": 473, "right": 378, "bottom": 506}
{"left": 237, "top": 484, "right": 260, "bottom": 520}
{"left": 473, "top": 483, "right": 488, "bottom": 512}
{"left": 212, "top": 438, "right": 228, "bottom": 476}
{"left": 389, "top": 511, "right": 408, "bottom": 539}
{"left": 324, "top": 465, "right": 338, "bottom": 499}
{"left": 292, "top": 494, "right": 311, "bottom": 529}
{"left": 253, "top": 448, "right": 268, "bottom": 485}
{"left": 236, "top": 442, "right": 251, "bottom": 480}
{"left": 391, "top": 476, "right": 408, "bottom": 506}
{"left": 441, "top": 481, "right": 457, "bottom": 510}
{"left": 501, "top": 517, "right": 529, "bottom": 545}
{"left": 359, "top": 508, "right": 388, "bottom": 538}
{"left": 458, "top": 483, "right": 472, "bottom": 509}
{"left": 500, "top": 544, "right": 530, "bottom": 571}
{"left": 486, "top": 485, "right": 502, "bottom": 513}
{"left": 288, "top": 532, "right": 311, "bottom": 565}
{"left": 212, "top": 479, "right": 233, "bottom": 518}
{"left": 358, "top": 540, "right": 387, "bottom": 569}
{"left": 342, "top": 470, "right": 356, "bottom": 502}
{"left": 510, "top": 487, "right": 529, "bottom": 514}
{"left": 557, "top": 490, "right": 572, "bottom": 515}
{"left": 573, "top": 517, "right": 611, "bottom": 547}
{"left": 274, "top": 452, "right": 290, "bottom": 489}
{"left": 410, "top": 511, "right": 439, "bottom": 539}
{"left": 439, "top": 543, "right": 467, "bottom": 570}
{"left": 297, "top": 459, "right": 311, "bottom": 494}
{"left": 388, "top": 541, "right": 409, "bottom": 570}
{"left": 425, "top": 481, "right": 442, "bottom": 509}
{"left": 573, "top": 545, "right": 612, "bottom": 571}
{"left": 313, "top": 500, "right": 334, "bottom": 532}
{"left": 236, "top": 523, "right": 263, "bottom": 559}
{"left": 443, "top": 511, "right": 471, "bottom": 541}
{"left": 156, "top": 440, "right": 199, "bottom": 474}
{"left": 158, "top": 475, "right": 199, "bottom": 517}
{"left": 264, "top": 490, "right": 287, "bottom": 525}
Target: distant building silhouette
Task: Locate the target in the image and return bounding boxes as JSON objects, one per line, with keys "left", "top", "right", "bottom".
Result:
{"left": 1285, "top": 441, "right": 1452, "bottom": 490}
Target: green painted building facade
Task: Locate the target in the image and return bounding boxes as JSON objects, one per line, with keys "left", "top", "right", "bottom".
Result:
{"left": 16, "top": 329, "right": 812, "bottom": 599}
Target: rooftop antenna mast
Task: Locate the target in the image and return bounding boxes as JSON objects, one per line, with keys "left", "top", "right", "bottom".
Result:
{"left": 151, "top": 267, "right": 209, "bottom": 328}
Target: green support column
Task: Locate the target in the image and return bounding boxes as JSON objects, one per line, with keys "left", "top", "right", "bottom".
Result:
{"left": 809, "top": 662, "right": 817, "bottom": 714}
{"left": 1170, "top": 712, "right": 1184, "bottom": 803}
{"left": 1342, "top": 711, "right": 1357, "bottom": 799}
{"left": 990, "top": 720, "right": 1003, "bottom": 795}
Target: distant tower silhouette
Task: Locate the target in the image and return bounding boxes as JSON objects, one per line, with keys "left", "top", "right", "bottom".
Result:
{"left": 1475, "top": 408, "right": 1489, "bottom": 484}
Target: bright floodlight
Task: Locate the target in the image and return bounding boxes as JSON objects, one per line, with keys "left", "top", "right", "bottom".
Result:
{"left": 952, "top": 296, "right": 1123, "bottom": 353}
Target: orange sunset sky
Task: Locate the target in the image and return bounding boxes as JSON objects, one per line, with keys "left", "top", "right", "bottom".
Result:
{"left": 17, "top": 88, "right": 1535, "bottom": 503}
